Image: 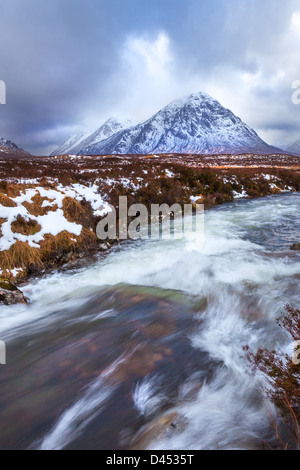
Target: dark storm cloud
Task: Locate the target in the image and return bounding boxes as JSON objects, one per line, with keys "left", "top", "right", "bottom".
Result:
{"left": 0, "top": 0, "right": 299, "bottom": 154}
{"left": 0, "top": 0, "right": 128, "bottom": 153}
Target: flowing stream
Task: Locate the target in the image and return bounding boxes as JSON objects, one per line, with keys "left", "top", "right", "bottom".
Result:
{"left": 0, "top": 193, "right": 299, "bottom": 450}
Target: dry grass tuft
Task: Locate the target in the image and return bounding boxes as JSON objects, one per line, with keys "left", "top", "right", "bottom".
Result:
{"left": 39, "top": 228, "right": 97, "bottom": 263}
{"left": 63, "top": 196, "right": 95, "bottom": 229}
{"left": 39, "top": 231, "right": 78, "bottom": 262}
{"left": 0, "top": 230, "right": 96, "bottom": 278}
{"left": 0, "top": 183, "right": 22, "bottom": 198}
{"left": 0, "top": 241, "right": 42, "bottom": 273}
{"left": 0, "top": 218, "right": 6, "bottom": 237}
{"left": 63, "top": 197, "right": 85, "bottom": 223}
{"left": 23, "top": 194, "right": 58, "bottom": 216}
{"left": 11, "top": 215, "right": 41, "bottom": 236}
{"left": 77, "top": 227, "right": 98, "bottom": 247}
{"left": 0, "top": 193, "right": 16, "bottom": 207}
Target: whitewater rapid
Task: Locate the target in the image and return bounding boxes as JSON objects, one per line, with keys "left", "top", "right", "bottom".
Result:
{"left": 0, "top": 193, "right": 299, "bottom": 450}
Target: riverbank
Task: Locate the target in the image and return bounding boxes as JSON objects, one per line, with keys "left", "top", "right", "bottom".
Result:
{"left": 0, "top": 152, "right": 299, "bottom": 284}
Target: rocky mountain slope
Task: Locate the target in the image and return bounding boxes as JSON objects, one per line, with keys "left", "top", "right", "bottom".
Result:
{"left": 50, "top": 118, "right": 132, "bottom": 156}
{"left": 75, "top": 92, "right": 282, "bottom": 156}
{"left": 0, "top": 137, "right": 30, "bottom": 157}
{"left": 49, "top": 131, "right": 91, "bottom": 157}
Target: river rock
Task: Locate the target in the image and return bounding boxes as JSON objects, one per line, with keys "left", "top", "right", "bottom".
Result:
{"left": 0, "top": 278, "right": 28, "bottom": 306}
{"left": 132, "top": 412, "right": 187, "bottom": 449}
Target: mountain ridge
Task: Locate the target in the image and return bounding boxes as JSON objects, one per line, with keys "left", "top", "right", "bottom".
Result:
{"left": 50, "top": 117, "right": 132, "bottom": 156}
{"left": 50, "top": 92, "right": 284, "bottom": 156}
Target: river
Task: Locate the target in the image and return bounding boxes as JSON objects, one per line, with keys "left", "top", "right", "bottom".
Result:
{"left": 0, "top": 193, "right": 299, "bottom": 450}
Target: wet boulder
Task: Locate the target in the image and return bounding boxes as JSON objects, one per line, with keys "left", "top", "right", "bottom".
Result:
{"left": 0, "top": 278, "right": 28, "bottom": 306}
{"left": 132, "top": 412, "right": 187, "bottom": 449}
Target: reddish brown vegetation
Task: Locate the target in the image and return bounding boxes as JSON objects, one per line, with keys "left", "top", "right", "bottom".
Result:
{"left": 245, "top": 306, "right": 300, "bottom": 447}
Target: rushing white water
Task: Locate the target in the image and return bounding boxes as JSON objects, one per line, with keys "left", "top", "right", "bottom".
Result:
{"left": 0, "top": 193, "right": 299, "bottom": 450}
{"left": 38, "top": 357, "right": 124, "bottom": 451}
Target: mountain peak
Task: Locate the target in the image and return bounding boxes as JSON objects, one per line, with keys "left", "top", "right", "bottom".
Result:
{"left": 0, "top": 137, "right": 20, "bottom": 151}
{"left": 179, "top": 91, "right": 213, "bottom": 103}
{"left": 81, "top": 91, "right": 280, "bottom": 156}
{"left": 50, "top": 117, "right": 132, "bottom": 156}
{"left": 105, "top": 116, "right": 131, "bottom": 126}
{"left": 0, "top": 136, "right": 30, "bottom": 156}
{"left": 167, "top": 91, "right": 224, "bottom": 110}
{"left": 155, "top": 91, "right": 215, "bottom": 116}
{"left": 51, "top": 92, "right": 283, "bottom": 156}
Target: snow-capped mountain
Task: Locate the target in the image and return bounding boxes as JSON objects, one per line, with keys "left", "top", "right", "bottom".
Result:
{"left": 285, "top": 140, "right": 300, "bottom": 156}
{"left": 77, "top": 117, "right": 132, "bottom": 155}
{"left": 79, "top": 92, "right": 282, "bottom": 156}
{"left": 49, "top": 131, "right": 91, "bottom": 157}
{"left": 50, "top": 118, "right": 132, "bottom": 156}
{"left": 0, "top": 137, "right": 30, "bottom": 156}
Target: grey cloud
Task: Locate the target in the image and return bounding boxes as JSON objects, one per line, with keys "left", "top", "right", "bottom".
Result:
{"left": 0, "top": 0, "right": 299, "bottom": 154}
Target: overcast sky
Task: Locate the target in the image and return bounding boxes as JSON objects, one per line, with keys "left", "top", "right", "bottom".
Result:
{"left": 0, "top": 0, "right": 299, "bottom": 155}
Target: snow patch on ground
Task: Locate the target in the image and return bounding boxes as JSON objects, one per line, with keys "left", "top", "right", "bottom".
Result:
{"left": 165, "top": 169, "right": 175, "bottom": 178}
{"left": 233, "top": 190, "right": 248, "bottom": 199}
{"left": 0, "top": 184, "right": 111, "bottom": 251}
{"left": 0, "top": 267, "right": 23, "bottom": 277}
{"left": 190, "top": 195, "right": 202, "bottom": 203}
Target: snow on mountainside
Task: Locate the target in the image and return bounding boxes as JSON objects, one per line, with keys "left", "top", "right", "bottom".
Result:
{"left": 285, "top": 140, "right": 300, "bottom": 156}
{"left": 49, "top": 131, "right": 91, "bottom": 157}
{"left": 0, "top": 137, "right": 30, "bottom": 156}
{"left": 80, "top": 92, "right": 282, "bottom": 156}
{"left": 50, "top": 118, "right": 132, "bottom": 156}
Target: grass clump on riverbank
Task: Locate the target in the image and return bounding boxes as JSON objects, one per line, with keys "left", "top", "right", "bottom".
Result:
{"left": 245, "top": 306, "right": 300, "bottom": 448}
